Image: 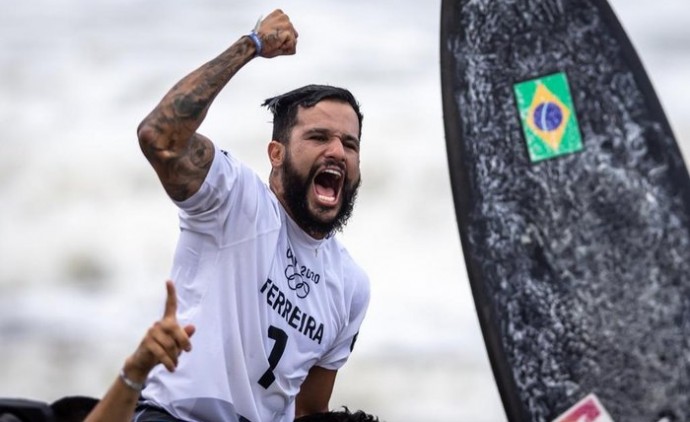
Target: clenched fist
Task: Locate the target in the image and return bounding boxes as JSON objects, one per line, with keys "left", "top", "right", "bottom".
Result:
{"left": 255, "top": 9, "right": 299, "bottom": 58}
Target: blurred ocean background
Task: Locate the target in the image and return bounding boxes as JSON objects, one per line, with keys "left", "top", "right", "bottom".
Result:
{"left": 0, "top": 1, "right": 688, "bottom": 421}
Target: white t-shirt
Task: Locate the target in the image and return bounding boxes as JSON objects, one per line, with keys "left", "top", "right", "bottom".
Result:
{"left": 140, "top": 146, "right": 370, "bottom": 422}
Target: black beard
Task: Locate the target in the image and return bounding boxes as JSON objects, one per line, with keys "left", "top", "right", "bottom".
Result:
{"left": 281, "top": 153, "right": 360, "bottom": 238}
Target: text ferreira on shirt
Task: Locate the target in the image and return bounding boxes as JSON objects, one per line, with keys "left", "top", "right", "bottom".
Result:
{"left": 260, "top": 278, "right": 325, "bottom": 344}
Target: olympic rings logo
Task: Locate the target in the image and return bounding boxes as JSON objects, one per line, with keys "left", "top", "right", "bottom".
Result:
{"left": 285, "top": 264, "right": 310, "bottom": 298}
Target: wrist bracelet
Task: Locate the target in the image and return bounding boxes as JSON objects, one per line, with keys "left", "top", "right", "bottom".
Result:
{"left": 247, "top": 31, "right": 263, "bottom": 57}
{"left": 119, "top": 368, "right": 144, "bottom": 392}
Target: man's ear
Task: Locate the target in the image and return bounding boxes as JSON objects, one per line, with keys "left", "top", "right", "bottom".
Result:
{"left": 268, "top": 140, "right": 285, "bottom": 167}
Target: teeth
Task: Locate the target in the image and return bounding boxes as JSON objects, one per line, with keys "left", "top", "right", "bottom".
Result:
{"left": 323, "top": 168, "right": 342, "bottom": 178}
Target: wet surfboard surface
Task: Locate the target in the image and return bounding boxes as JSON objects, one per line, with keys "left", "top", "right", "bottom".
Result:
{"left": 440, "top": 1, "right": 690, "bottom": 421}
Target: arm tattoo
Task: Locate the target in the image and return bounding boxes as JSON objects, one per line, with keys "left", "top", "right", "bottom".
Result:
{"left": 167, "top": 39, "right": 254, "bottom": 126}
{"left": 139, "top": 37, "right": 254, "bottom": 200}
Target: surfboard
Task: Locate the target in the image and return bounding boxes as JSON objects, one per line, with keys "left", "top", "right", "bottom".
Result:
{"left": 440, "top": 1, "right": 690, "bottom": 421}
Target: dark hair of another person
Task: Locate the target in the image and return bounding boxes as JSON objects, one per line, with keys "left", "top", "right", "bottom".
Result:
{"left": 293, "top": 406, "right": 380, "bottom": 422}
{"left": 262, "top": 84, "right": 364, "bottom": 144}
{"left": 51, "top": 396, "right": 99, "bottom": 422}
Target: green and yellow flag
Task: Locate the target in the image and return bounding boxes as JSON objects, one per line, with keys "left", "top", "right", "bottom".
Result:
{"left": 514, "top": 72, "right": 583, "bottom": 162}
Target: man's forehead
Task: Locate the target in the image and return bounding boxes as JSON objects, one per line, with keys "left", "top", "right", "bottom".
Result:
{"left": 301, "top": 126, "right": 359, "bottom": 139}
{"left": 298, "top": 122, "right": 359, "bottom": 138}
{"left": 296, "top": 100, "right": 358, "bottom": 122}
{"left": 297, "top": 98, "right": 354, "bottom": 113}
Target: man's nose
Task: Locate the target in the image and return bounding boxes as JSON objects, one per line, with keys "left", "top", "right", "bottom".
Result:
{"left": 325, "top": 138, "right": 346, "bottom": 161}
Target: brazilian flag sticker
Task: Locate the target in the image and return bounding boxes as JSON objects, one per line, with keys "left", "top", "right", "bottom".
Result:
{"left": 514, "top": 72, "right": 583, "bottom": 162}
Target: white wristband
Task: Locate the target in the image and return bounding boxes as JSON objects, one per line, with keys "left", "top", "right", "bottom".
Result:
{"left": 119, "top": 368, "right": 144, "bottom": 392}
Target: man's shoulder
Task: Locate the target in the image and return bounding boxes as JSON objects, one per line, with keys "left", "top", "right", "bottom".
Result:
{"left": 324, "top": 238, "right": 369, "bottom": 287}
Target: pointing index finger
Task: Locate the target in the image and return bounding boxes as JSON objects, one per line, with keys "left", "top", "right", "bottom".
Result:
{"left": 164, "top": 280, "right": 178, "bottom": 320}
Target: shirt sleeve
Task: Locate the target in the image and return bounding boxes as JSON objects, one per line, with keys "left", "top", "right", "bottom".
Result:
{"left": 316, "top": 266, "right": 371, "bottom": 370}
{"left": 173, "top": 146, "right": 279, "bottom": 244}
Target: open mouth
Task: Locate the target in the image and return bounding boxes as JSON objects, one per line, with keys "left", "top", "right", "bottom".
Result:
{"left": 312, "top": 167, "right": 344, "bottom": 206}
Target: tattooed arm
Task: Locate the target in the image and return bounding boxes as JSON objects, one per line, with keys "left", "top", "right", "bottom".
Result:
{"left": 137, "top": 9, "right": 298, "bottom": 201}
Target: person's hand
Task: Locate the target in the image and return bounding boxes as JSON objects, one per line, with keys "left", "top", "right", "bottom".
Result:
{"left": 122, "top": 281, "right": 196, "bottom": 384}
{"left": 256, "top": 9, "right": 298, "bottom": 58}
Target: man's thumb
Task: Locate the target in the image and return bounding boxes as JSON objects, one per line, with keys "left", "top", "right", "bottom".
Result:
{"left": 184, "top": 324, "right": 196, "bottom": 339}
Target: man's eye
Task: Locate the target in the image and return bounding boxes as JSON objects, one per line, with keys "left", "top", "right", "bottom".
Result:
{"left": 345, "top": 139, "right": 360, "bottom": 150}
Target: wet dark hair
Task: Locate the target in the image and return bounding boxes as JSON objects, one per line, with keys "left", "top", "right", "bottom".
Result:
{"left": 51, "top": 396, "right": 99, "bottom": 422}
{"left": 262, "top": 84, "right": 363, "bottom": 144}
{"left": 294, "top": 406, "right": 380, "bottom": 422}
